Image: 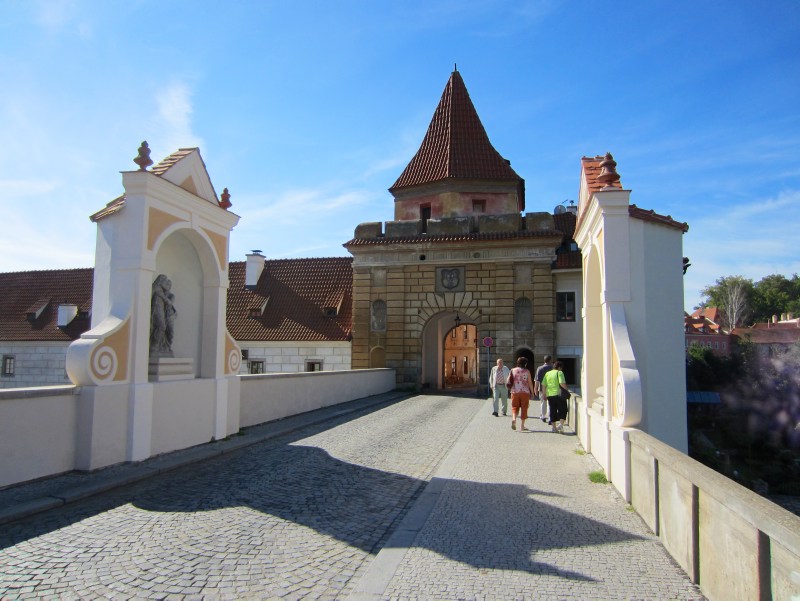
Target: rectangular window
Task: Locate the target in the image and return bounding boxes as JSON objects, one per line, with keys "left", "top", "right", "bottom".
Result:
{"left": 421, "top": 205, "right": 431, "bottom": 233}
{"left": 249, "top": 360, "right": 264, "bottom": 374}
{"left": 463, "top": 356, "right": 468, "bottom": 375}
{"left": 2, "top": 355, "right": 15, "bottom": 377}
{"left": 556, "top": 292, "right": 576, "bottom": 322}
{"left": 241, "top": 349, "right": 249, "bottom": 361}
{"left": 472, "top": 199, "right": 485, "bottom": 213}
{"left": 306, "top": 361, "right": 322, "bottom": 372}
{"left": 722, "top": 342, "right": 726, "bottom": 350}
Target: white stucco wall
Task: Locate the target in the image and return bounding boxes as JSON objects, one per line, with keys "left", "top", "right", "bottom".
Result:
{"left": 628, "top": 219, "right": 688, "bottom": 452}
{"left": 0, "top": 342, "right": 72, "bottom": 389}
{"left": 240, "top": 368, "right": 395, "bottom": 426}
{"left": 238, "top": 341, "right": 351, "bottom": 374}
{"left": 0, "top": 386, "right": 78, "bottom": 487}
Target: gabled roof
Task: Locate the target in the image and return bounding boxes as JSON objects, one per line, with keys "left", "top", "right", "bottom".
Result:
{"left": 390, "top": 70, "right": 524, "bottom": 207}
{"left": 91, "top": 147, "right": 222, "bottom": 222}
{"left": 578, "top": 155, "right": 689, "bottom": 233}
{"left": 0, "top": 268, "right": 93, "bottom": 341}
{"left": 226, "top": 258, "right": 353, "bottom": 342}
{"left": 0, "top": 259, "right": 353, "bottom": 344}
{"left": 581, "top": 155, "right": 624, "bottom": 198}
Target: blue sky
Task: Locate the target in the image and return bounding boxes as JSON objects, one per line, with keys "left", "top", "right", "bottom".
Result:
{"left": 1, "top": 1, "right": 798, "bottom": 311}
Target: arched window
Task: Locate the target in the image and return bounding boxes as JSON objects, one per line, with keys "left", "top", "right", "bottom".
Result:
{"left": 514, "top": 297, "right": 532, "bottom": 331}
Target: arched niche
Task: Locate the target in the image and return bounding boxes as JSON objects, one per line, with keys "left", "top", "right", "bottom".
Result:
{"left": 152, "top": 226, "right": 225, "bottom": 379}
{"left": 369, "top": 346, "right": 386, "bottom": 368}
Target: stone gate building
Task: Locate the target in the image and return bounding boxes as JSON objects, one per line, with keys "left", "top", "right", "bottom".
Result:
{"left": 345, "top": 69, "right": 586, "bottom": 390}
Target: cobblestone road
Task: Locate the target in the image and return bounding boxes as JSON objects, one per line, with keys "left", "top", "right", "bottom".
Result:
{"left": 0, "top": 395, "right": 484, "bottom": 600}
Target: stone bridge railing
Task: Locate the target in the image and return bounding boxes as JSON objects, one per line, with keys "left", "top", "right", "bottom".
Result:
{"left": 0, "top": 369, "right": 396, "bottom": 489}
{"left": 569, "top": 394, "right": 800, "bottom": 600}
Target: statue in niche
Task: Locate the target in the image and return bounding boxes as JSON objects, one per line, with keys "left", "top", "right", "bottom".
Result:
{"left": 150, "top": 274, "right": 177, "bottom": 357}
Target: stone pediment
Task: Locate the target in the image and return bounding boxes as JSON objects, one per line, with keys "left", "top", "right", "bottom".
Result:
{"left": 151, "top": 148, "right": 219, "bottom": 205}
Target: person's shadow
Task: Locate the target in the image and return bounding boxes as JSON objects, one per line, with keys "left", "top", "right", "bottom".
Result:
{"left": 1, "top": 418, "right": 644, "bottom": 581}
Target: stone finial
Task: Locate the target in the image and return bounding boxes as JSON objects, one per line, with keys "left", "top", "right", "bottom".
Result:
{"left": 597, "top": 152, "right": 621, "bottom": 187}
{"left": 219, "top": 187, "right": 232, "bottom": 209}
{"left": 134, "top": 141, "right": 153, "bottom": 171}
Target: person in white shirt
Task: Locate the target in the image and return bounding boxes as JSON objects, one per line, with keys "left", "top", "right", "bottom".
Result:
{"left": 489, "top": 358, "right": 510, "bottom": 417}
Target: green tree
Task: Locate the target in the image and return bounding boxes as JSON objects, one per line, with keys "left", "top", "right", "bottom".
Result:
{"left": 700, "top": 275, "right": 754, "bottom": 330}
{"left": 751, "top": 274, "right": 800, "bottom": 323}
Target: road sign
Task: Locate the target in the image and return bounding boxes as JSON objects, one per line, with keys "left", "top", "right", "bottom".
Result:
{"left": 482, "top": 336, "right": 493, "bottom": 347}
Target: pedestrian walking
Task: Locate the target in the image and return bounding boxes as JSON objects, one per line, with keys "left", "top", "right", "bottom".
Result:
{"left": 543, "top": 360, "right": 570, "bottom": 433}
{"left": 489, "top": 358, "right": 510, "bottom": 416}
{"left": 533, "top": 355, "right": 553, "bottom": 423}
{"left": 507, "top": 357, "right": 534, "bottom": 432}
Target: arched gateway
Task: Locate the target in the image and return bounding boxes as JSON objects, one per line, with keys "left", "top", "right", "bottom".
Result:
{"left": 345, "top": 69, "right": 577, "bottom": 390}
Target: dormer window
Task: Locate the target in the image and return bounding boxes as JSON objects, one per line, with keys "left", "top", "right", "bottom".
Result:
{"left": 324, "top": 307, "right": 337, "bottom": 317}
{"left": 248, "top": 308, "right": 262, "bottom": 319}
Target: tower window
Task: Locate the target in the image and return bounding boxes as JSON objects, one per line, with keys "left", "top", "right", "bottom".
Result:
{"left": 421, "top": 205, "right": 431, "bottom": 233}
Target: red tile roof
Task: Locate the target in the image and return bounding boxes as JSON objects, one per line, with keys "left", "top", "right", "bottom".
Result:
{"left": 226, "top": 258, "right": 353, "bottom": 342}
{"left": 0, "top": 268, "right": 93, "bottom": 341}
{"left": 732, "top": 321, "right": 800, "bottom": 345}
{"left": 552, "top": 250, "right": 581, "bottom": 269}
{"left": 150, "top": 148, "right": 198, "bottom": 176}
{"left": 553, "top": 211, "right": 577, "bottom": 238}
{"left": 629, "top": 204, "right": 689, "bottom": 233}
{"left": 390, "top": 70, "right": 525, "bottom": 210}
{"left": 344, "top": 229, "right": 560, "bottom": 247}
{"left": 0, "top": 259, "right": 353, "bottom": 344}
{"left": 581, "top": 155, "right": 624, "bottom": 198}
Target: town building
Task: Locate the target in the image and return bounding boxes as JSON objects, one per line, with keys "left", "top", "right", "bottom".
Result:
{"left": 684, "top": 307, "right": 733, "bottom": 355}
{"left": 344, "top": 69, "right": 584, "bottom": 391}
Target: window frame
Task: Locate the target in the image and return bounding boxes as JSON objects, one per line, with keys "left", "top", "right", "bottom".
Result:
{"left": 556, "top": 291, "right": 577, "bottom": 322}
{"left": 2, "top": 355, "right": 15, "bottom": 377}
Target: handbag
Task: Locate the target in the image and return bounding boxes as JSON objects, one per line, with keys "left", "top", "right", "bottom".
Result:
{"left": 560, "top": 387, "right": 571, "bottom": 401}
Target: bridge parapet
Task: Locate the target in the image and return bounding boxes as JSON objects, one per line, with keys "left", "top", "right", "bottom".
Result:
{"left": 569, "top": 393, "right": 800, "bottom": 600}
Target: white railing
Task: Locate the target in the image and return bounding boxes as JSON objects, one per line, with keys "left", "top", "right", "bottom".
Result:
{"left": 570, "top": 394, "right": 800, "bottom": 601}
{"left": 0, "top": 369, "right": 396, "bottom": 489}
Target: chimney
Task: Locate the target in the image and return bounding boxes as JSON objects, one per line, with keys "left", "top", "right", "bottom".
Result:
{"left": 245, "top": 250, "right": 265, "bottom": 290}
{"left": 57, "top": 303, "right": 78, "bottom": 328}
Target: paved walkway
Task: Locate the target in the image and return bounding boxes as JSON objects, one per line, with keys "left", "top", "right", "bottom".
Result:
{"left": 0, "top": 392, "right": 704, "bottom": 600}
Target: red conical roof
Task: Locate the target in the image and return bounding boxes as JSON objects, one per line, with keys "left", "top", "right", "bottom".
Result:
{"left": 390, "top": 70, "right": 524, "bottom": 201}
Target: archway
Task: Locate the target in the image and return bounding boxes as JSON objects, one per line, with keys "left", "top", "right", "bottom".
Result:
{"left": 420, "top": 311, "right": 479, "bottom": 391}
{"left": 442, "top": 322, "right": 478, "bottom": 390}
{"left": 512, "top": 347, "right": 535, "bottom": 371}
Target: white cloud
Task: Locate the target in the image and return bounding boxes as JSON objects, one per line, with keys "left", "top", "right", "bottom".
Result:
{"left": 34, "top": 0, "right": 76, "bottom": 30}
{"left": 152, "top": 81, "right": 204, "bottom": 156}
{"left": 0, "top": 179, "right": 58, "bottom": 197}
{"left": 683, "top": 189, "right": 800, "bottom": 309}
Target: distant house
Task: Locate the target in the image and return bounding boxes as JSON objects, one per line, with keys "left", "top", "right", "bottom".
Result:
{"left": 0, "top": 268, "right": 93, "bottom": 388}
{"left": 731, "top": 314, "right": 800, "bottom": 360}
{"left": 0, "top": 257, "right": 353, "bottom": 389}
{"left": 685, "top": 307, "right": 733, "bottom": 355}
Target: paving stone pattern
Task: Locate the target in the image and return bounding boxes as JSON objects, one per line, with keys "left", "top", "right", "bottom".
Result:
{"left": 0, "top": 394, "right": 705, "bottom": 600}
{"left": 377, "top": 406, "right": 706, "bottom": 601}
{"left": 0, "top": 395, "right": 483, "bottom": 600}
